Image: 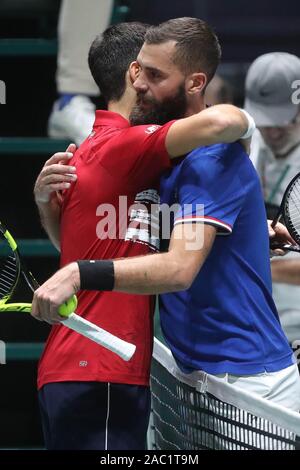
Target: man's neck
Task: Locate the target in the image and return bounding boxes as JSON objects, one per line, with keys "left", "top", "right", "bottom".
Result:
{"left": 108, "top": 86, "right": 136, "bottom": 121}
{"left": 184, "top": 96, "right": 206, "bottom": 118}
{"left": 108, "top": 101, "right": 130, "bottom": 121}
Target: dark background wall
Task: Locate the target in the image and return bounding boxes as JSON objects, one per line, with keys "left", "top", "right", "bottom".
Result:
{"left": 128, "top": 0, "right": 300, "bottom": 60}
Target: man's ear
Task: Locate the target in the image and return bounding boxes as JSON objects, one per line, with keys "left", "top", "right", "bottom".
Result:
{"left": 129, "top": 61, "right": 140, "bottom": 84}
{"left": 186, "top": 72, "right": 207, "bottom": 95}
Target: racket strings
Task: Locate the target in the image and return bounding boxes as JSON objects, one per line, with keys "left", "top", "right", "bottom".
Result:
{"left": 0, "top": 254, "right": 18, "bottom": 300}
{"left": 286, "top": 180, "right": 300, "bottom": 243}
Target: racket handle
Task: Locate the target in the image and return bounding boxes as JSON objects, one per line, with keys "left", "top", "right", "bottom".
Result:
{"left": 62, "top": 312, "right": 136, "bottom": 361}
{"left": 271, "top": 209, "right": 283, "bottom": 228}
{"left": 56, "top": 296, "right": 135, "bottom": 360}
{"left": 270, "top": 242, "right": 300, "bottom": 253}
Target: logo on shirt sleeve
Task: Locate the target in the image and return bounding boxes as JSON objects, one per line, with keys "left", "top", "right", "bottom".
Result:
{"left": 145, "top": 125, "right": 161, "bottom": 134}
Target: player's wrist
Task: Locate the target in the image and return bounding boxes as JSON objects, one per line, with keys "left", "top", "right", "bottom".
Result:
{"left": 239, "top": 109, "right": 256, "bottom": 139}
{"left": 34, "top": 189, "right": 58, "bottom": 206}
{"left": 77, "top": 260, "right": 115, "bottom": 291}
{"left": 34, "top": 191, "right": 51, "bottom": 205}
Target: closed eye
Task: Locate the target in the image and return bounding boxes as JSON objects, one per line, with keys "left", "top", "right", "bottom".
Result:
{"left": 146, "top": 68, "right": 163, "bottom": 81}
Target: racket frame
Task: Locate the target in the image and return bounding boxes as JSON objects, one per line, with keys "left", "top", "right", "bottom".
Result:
{"left": 271, "top": 171, "right": 300, "bottom": 250}
{"left": 0, "top": 221, "right": 135, "bottom": 361}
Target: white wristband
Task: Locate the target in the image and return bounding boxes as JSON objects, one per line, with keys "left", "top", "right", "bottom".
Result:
{"left": 239, "top": 109, "right": 256, "bottom": 139}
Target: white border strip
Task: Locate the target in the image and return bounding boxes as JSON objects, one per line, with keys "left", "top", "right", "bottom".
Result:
{"left": 174, "top": 217, "right": 232, "bottom": 234}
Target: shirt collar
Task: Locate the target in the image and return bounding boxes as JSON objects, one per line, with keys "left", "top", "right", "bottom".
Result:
{"left": 93, "top": 110, "right": 129, "bottom": 129}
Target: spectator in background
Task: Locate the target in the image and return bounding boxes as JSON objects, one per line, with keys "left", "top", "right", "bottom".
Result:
{"left": 205, "top": 74, "right": 234, "bottom": 105}
{"left": 48, "top": 0, "right": 113, "bottom": 145}
{"left": 245, "top": 52, "right": 300, "bottom": 345}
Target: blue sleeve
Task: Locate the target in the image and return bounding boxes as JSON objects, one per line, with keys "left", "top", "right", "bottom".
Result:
{"left": 175, "top": 145, "right": 246, "bottom": 234}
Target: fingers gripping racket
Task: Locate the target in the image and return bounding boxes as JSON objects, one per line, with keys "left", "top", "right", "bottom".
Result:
{"left": 0, "top": 221, "right": 135, "bottom": 361}
{"left": 271, "top": 171, "right": 300, "bottom": 253}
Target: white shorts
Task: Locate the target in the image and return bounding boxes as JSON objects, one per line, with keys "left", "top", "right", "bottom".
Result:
{"left": 215, "top": 363, "right": 300, "bottom": 412}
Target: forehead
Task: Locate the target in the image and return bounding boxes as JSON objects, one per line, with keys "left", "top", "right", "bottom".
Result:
{"left": 137, "top": 40, "right": 181, "bottom": 74}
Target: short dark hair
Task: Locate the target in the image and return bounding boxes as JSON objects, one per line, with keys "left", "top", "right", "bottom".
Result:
{"left": 145, "top": 17, "right": 221, "bottom": 86}
{"left": 88, "top": 22, "right": 149, "bottom": 102}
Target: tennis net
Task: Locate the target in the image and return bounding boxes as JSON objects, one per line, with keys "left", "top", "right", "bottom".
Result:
{"left": 149, "top": 338, "right": 300, "bottom": 450}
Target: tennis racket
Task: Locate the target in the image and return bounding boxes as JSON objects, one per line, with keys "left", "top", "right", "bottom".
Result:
{"left": 271, "top": 171, "right": 300, "bottom": 253}
{"left": 0, "top": 221, "right": 136, "bottom": 361}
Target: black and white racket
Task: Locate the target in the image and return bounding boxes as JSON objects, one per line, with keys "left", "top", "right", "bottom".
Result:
{"left": 271, "top": 171, "right": 300, "bottom": 253}
{"left": 0, "top": 221, "right": 136, "bottom": 361}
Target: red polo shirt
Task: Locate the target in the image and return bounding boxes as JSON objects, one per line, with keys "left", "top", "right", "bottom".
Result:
{"left": 37, "top": 110, "right": 173, "bottom": 389}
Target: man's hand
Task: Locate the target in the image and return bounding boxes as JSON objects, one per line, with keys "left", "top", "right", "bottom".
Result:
{"left": 268, "top": 220, "right": 296, "bottom": 256}
{"left": 34, "top": 143, "right": 77, "bottom": 204}
{"left": 31, "top": 262, "right": 80, "bottom": 324}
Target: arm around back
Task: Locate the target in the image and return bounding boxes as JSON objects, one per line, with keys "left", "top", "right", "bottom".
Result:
{"left": 113, "top": 223, "right": 217, "bottom": 294}
{"left": 30, "top": 223, "right": 217, "bottom": 322}
{"left": 166, "top": 104, "right": 251, "bottom": 157}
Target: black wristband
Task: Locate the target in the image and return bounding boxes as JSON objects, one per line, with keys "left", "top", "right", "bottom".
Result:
{"left": 77, "top": 260, "right": 115, "bottom": 291}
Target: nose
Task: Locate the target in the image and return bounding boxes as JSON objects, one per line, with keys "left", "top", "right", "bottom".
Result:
{"left": 133, "top": 73, "right": 148, "bottom": 93}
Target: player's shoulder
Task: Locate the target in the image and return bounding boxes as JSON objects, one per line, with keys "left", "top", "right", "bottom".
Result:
{"left": 188, "top": 142, "right": 244, "bottom": 161}
{"left": 179, "top": 142, "right": 248, "bottom": 181}
{"left": 121, "top": 123, "right": 164, "bottom": 137}
{"left": 208, "top": 142, "right": 246, "bottom": 158}
{"left": 181, "top": 142, "right": 240, "bottom": 168}
{"left": 91, "top": 124, "right": 162, "bottom": 152}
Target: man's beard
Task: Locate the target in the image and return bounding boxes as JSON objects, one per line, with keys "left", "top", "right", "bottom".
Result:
{"left": 129, "top": 84, "right": 188, "bottom": 126}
